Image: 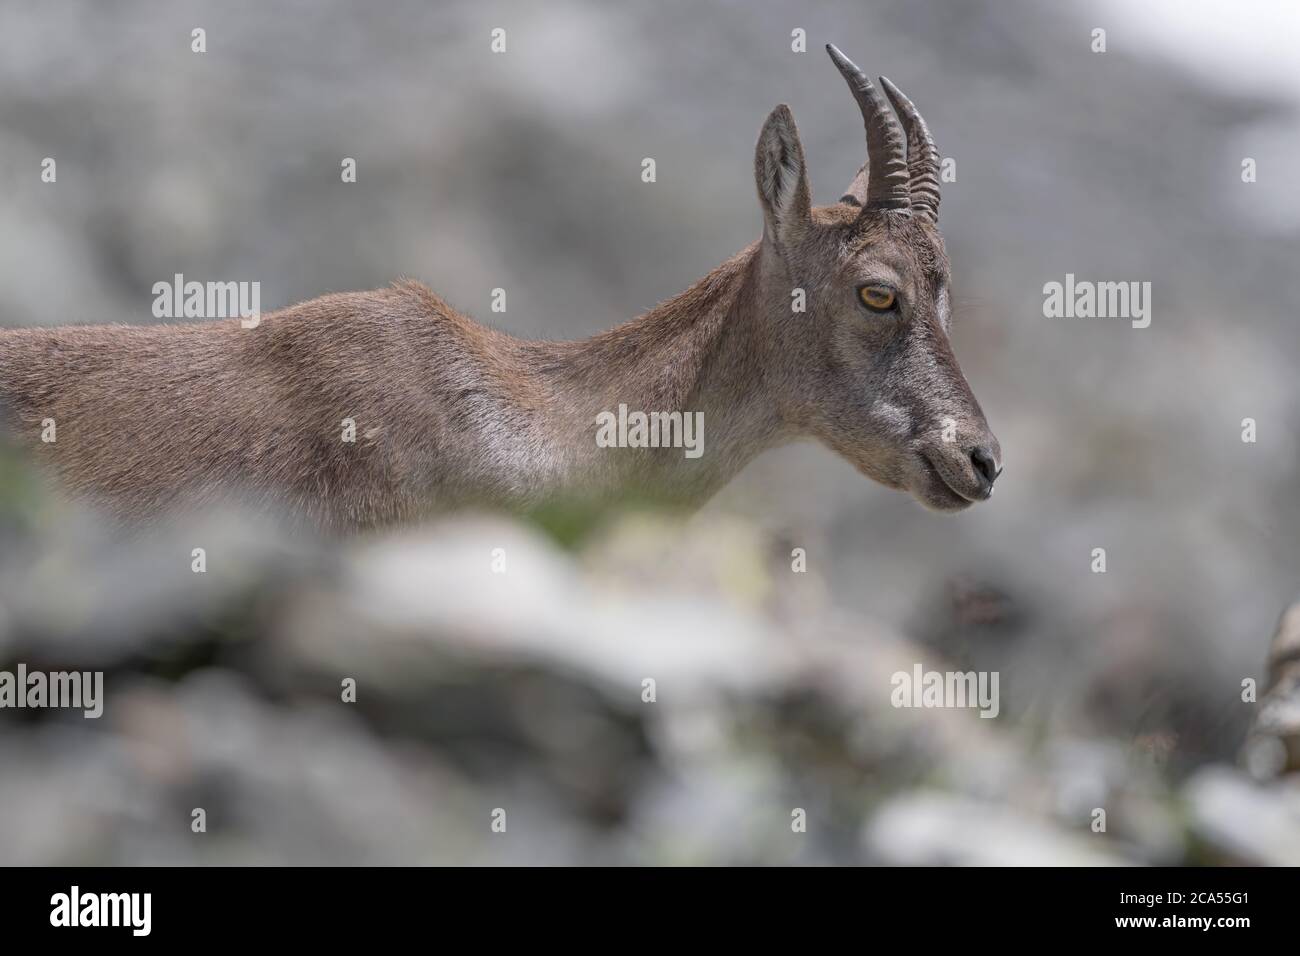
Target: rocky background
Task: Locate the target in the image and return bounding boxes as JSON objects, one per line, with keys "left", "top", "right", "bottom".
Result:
{"left": 1, "top": 0, "right": 1299, "bottom": 863}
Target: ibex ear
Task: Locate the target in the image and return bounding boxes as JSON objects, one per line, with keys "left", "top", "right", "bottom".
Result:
{"left": 840, "top": 163, "right": 869, "bottom": 207}
{"left": 754, "top": 105, "right": 812, "bottom": 248}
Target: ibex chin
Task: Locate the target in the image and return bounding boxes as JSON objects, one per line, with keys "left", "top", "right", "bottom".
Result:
{"left": 0, "top": 45, "right": 1000, "bottom": 533}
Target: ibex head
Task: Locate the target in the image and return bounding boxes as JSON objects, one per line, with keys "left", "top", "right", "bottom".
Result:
{"left": 752, "top": 44, "right": 1001, "bottom": 511}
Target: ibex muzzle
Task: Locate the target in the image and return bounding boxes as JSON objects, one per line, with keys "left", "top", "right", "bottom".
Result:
{"left": 0, "top": 45, "right": 999, "bottom": 530}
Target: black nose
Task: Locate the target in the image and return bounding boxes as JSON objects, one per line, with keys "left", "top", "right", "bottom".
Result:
{"left": 970, "top": 445, "right": 1001, "bottom": 497}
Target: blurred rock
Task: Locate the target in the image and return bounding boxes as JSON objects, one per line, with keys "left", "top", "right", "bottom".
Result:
{"left": 1184, "top": 767, "right": 1300, "bottom": 866}
{"left": 863, "top": 791, "right": 1126, "bottom": 866}
{"left": 1245, "top": 600, "right": 1300, "bottom": 778}
{"left": 2, "top": 505, "right": 1282, "bottom": 864}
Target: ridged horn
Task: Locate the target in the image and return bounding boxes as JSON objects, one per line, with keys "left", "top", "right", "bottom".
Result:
{"left": 880, "top": 76, "right": 941, "bottom": 223}
{"left": 825, "top": 44, "right": 910, "bottom": 211}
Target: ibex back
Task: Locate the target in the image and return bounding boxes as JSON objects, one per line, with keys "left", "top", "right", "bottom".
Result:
{"left": 0, "top": 46, "right": 1001, "bottom": 532}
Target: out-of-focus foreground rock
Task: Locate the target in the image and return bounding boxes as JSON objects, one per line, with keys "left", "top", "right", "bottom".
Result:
{"left": 0, "top": 467, "right": 1294, "bottom": 865}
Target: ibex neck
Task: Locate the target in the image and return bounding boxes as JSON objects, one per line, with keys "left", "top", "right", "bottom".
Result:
{"left": 516, "top": 241, "right": 783, "bottom": 504}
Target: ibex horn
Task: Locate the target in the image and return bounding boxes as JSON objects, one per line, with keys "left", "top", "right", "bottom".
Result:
{"left": 880, "top": 76, "right": 941, "bottom": 223}
{"left": 825, "top": 44, "right": 910, "bottom": 211}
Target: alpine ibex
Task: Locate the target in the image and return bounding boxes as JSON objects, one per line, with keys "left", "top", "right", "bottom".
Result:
{"left": 0, "top": 45, "right": 1000, "bottom": 532}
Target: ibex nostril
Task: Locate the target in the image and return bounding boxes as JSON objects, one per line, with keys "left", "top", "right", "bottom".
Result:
{"left": 970, "top": 445, "right": 1000, "bottom": 494}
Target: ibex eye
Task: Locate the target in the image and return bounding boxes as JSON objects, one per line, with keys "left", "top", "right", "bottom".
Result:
{"left": 858, "top": 285, "right": 897, "bottom": 313}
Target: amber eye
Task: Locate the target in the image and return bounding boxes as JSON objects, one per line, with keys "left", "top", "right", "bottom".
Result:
{"left": 858, "top": 285, "right": 897, "bottom": 313}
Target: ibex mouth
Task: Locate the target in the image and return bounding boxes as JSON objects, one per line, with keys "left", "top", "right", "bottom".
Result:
{"left": 917, "top": 453, "right": 981, "bottom": 512}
